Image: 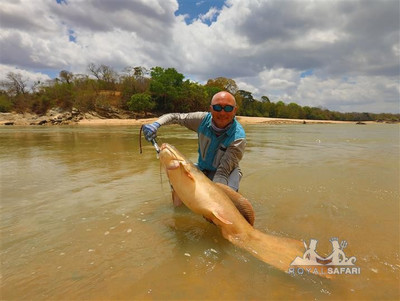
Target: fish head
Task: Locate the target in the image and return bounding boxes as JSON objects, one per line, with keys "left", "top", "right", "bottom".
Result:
{"left": 159, "top": 143, "right": 186, "bottom": 168}
{"left": 159, "top": 143, "right": 197, "bottom": 186}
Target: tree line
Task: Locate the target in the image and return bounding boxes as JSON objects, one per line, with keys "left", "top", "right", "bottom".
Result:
{"left": 0, "top": 64, "right": 398, "bottom": 122}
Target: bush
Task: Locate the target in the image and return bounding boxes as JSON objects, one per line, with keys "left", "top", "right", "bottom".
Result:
{"left": 128, "top": 93, "right": 155, "bottom": 116}
{"left": 0, "top": 94, "right": 12, "bottom": 112}
{"left": 74, "top": 90, "right": 96, "bottom": 112}
{"left": 31, "top": 94, "right": 54, "bottom": 115}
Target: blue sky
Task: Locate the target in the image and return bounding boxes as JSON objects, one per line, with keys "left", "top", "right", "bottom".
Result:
{"left": 1, "top": 0, "right": 399, "bottom": 113}
{"left": 175, "top": 0, "right": 226, "bottom": 25}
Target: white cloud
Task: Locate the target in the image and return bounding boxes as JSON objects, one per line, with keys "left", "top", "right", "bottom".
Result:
{"left": 198, "top": 7, "right": 220, "bottom": 23}
{"left": 0, "top": 64, "right": 51, "bottom": 87}
{"left": 277, "top": 74, "right": 400, "bottom": 113}
{"left": 259, "top": 68, "right": 298, "bottom": 91}
{"left": 0, "top": 0, "right": 398, "bottom": 113}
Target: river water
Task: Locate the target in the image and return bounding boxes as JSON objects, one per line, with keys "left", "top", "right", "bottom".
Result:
{"left": 1, "top": 124, "right": 399, "bottom": 300}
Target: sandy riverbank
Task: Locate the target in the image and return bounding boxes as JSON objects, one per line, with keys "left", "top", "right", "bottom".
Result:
{"left": 0, "top": 112, "right": 383, "bottom": 126}
{"left": 77, "top": 116, "right": 371, "bottom": 126}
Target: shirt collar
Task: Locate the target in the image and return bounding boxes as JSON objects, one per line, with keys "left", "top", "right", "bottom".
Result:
{"left": 210, "top": 118, "right": 234, "bottom": 136}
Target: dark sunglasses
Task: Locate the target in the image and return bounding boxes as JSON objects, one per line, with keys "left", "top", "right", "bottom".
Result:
{"left": 212, "top": 104, "right": 235, "bottom": 112}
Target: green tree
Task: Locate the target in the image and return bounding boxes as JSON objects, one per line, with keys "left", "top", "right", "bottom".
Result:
{"left": 206, "top": 77, "right": 238, "bottom": 94}
{"left": 87, "top": 63, "right": 117, "bottom": 90}
{"left": 237, "top": 90, "right": 255, "bottom": 116}
{"left": 128, "top": 93, "right": 155, "bottom": 116}
{"left": 31, "top": 94, "right": 54, "bottom": 115}
{"left": 47, "top": 80, "right": 75, "bottom": 110}
{"left": 119, "top": 66, "right": 150, "bottom": 109}
{"left": 150, "top": 67, "right": 184, "bottom": 112}
{"left": 204, "top": 85, "right": 222, "bottom": 99}
{"left": 287, "top": 102, "right": 304, "bottom": 119}
{"left": 180, "top": 81, "right": 209, "bottom": 111}
{"left": 276, "top": 101, "right": 289, "bottom": 118}
{"left": 0, "top": 93, "right": 12, "bottom": 112}
{"left": 261, "top": 95, "right": 270, "bottom": 103}
{"left": 59, "top": 70, "right": 74, "bottom": 84}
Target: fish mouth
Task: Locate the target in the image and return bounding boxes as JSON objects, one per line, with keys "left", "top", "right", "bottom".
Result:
{"left": 160, "top": 143, "right": 175, "bottom": 157}
{"left": 160, "top": 143, "right": 169, "bottom": 152}
{"left": 159, "top": 144, "right": 190, "bottom": 173}
{"left": 160, "top": 143, "right": 185, "bottom": 164}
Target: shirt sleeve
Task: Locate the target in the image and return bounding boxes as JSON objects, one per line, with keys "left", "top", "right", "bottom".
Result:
{"left": 213, "top": 138, "right": 246, "bottom": 185}
{"left": 156, "top": 112, "right": 207, "bottom": 132}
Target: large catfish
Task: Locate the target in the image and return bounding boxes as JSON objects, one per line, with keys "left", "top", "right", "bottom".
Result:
{"left": 159, "top": 143, "right": 306, "bottom": 274}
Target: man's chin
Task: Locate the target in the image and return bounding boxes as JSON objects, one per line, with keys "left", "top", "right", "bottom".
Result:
{"left": 215, "top": 120, "right": 229, "bottom": 128}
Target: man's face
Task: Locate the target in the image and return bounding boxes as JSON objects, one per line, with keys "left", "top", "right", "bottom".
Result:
{"left": 210, "top": 92, "right": 237, "bottom": 129}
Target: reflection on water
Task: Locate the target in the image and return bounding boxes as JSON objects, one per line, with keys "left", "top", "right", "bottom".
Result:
{"left": 1, "top": 124, "right": 399, "bottom": 300}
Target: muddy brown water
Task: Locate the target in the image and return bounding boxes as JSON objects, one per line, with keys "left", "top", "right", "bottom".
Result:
{"left": 1, "top": 124, "right": 399, "bottom": 300}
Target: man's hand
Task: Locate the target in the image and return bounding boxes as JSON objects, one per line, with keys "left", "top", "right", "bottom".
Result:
{"left": 142, "top": 122, "right": 160, "bottom": 141}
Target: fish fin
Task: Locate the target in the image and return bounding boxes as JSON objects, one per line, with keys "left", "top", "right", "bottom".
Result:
{"left": 212, "top": 210, "right": 233, "bottom": 225}
{"left": 179, "top": 162, "right": 195, "bottom": 181}
{"left": 214, "top": 183, "right": 255, "bottom": 226}
{"left": 172, "top": 190, "right": 183, "bottom": 207}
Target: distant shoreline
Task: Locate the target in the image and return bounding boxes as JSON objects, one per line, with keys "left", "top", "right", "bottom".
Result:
{"left": 77, "top": 116, "right": 379, "bottom": 126}
{"left": 0, "top": 112, "right": 393, "bottom": 126}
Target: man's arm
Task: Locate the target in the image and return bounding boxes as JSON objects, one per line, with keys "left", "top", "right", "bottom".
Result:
{"left": 156, "top": 112, "right": 207, "bottom": 132}
{"left": 213, "top": 138, "right": 246, "bottom": 185}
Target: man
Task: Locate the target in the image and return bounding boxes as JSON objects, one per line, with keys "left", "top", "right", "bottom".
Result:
{"left": 142, "top": 91, "right": 246, "bottom": 193}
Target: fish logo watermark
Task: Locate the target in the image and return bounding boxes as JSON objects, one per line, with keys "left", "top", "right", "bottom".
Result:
{"left": 288, "top": 238, "right": 361, "bottom": 276}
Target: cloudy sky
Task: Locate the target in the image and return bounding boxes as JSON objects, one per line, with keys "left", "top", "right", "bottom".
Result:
{"left": 1, "top": 0, "right": 399, "bottom": 113}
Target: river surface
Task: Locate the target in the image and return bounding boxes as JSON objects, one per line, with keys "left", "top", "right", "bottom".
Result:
{"left": 1, "top": 123, "right": 399, "bottom": 300}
